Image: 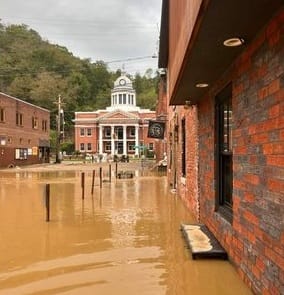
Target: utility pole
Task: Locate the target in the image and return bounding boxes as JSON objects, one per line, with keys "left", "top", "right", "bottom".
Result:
{"left": 54, "top": 95, "right": 64, "bottom": 164}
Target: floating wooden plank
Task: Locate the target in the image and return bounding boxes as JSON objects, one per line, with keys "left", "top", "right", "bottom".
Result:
{"left": 181, "top": 223, "right": 228, "bottom": 260}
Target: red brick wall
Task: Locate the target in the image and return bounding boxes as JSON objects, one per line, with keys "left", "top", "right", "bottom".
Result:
{"left": 198, "top": 10, "right": 283, "bottom": 294}
{"left": 155, "top": 78, "right": 168, "bottom": 162}
{"left": 0, "top": 93, "right": 50, "bottom": 167}
{"left": 167, "top": 105, "right": 199, "bottom": 220}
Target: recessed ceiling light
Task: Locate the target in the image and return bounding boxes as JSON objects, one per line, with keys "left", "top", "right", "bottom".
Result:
{"left": 223, "top": 37, "right": 244, "bottom": 47}
{"left": 196, "top": 83, "right": 209, "bottom": 88}
{"left": 184, "top": 100, "right": 191, "bottom": 109}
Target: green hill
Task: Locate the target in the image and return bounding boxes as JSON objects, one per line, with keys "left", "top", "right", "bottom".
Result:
{"left": 0, "top": 22, "right": 158, "bottom": 136}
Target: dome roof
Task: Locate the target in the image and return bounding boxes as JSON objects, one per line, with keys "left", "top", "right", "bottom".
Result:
{"left": 113, "top": 75, "right": 133, "bottom": 89}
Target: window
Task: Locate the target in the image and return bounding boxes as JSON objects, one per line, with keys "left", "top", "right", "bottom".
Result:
{"left": 0, "top": 108, "right": 5, "bottom": 122}
{"left": 0, "top": 136, "right": 6, "bottom": 146}
{"left": 129, "top": 127, "right": 135, "bottom": 137}
{"left": 80, "top": 128, "right": 85, "bottom": 136}
{"left": 42, "top": 120, "right": 47, "bottom": 131}
{"left": 80, "top": 143, "right": 85, "bottom": 151}
{"left": 123, "top": 94, "right": 126, "bottom": 104}
{"left": 87, "top": 128, "right": 92, "bottom": 136}
{"left": 105, "top": 142, "right": 111, "bottom": 151}
{"left": 128, "top": 142, "right": 135, "bottom": 151}
{"left": 149, "top": 142, "right": 154, "bottom": 151}
{"left": 16, "top": 112, "right": 23, "bottom": 126}
{"left": 119, "top": 94, "right": 122, "bottom": 104}
{"left": 87, "top": 143, "right": 92, "bottom": 151}
{"left": 32, "top": 117, "right": 38, "bottom": 129}
{"left": 115, "top": 126, "right": 123, "bottom": 139}
{"left": 15, "top": 148, "right": 28, "bottom": 160}
{"left": 215, "top": 83, "right": 233, "bottom": 222}
{"left": 181, "top": 118, "right": 186, "bottom": 177}
{"left": 104, "top": 127, "right": 111, "bottom": 137}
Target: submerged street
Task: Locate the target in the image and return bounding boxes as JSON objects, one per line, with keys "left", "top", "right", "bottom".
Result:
{"left": 0, "top": 163, "right": 252, "bottom": 294}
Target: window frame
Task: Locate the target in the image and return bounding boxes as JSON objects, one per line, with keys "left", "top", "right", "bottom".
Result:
{"left": 32, "top": 116, "right": 38, "bottom": 129}
{"left": 181, "top": 118, "right": 186, "bottom": 177}
{"left": 87, "top": 128, "right": 92, "bottom": 136}
{"left": 16, "top": 112, "right": 23, "bottom": 126}
{"left": 215, "top": 83, "right": 233, "bottom": 223}
{"left": 0, "top": 108, "right": 5, "bottom": 122}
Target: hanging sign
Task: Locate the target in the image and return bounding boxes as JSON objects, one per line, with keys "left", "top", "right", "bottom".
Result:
{"left": 147, "top": 120, "right": 165, "bottom": 139}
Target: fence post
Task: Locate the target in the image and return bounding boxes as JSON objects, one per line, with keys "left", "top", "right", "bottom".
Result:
{"left": 81, "top": 172, "right": 85, "bottom": 199}
{"left": 45, "top": 183, "right": 50, "bottom": 222}
{"left": 100, "top": 167, "right": 102, "bottom": 189}
{"left": 91, "top": 169, "right": 95, "bottom": 194}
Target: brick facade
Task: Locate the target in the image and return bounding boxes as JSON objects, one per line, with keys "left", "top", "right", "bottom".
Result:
{"left": 0, "top": 92, "right": 50, "bottom": 168}
{"left": 166, "top": 105, "right": 199, "bottom": 220}
{"left": 197, "top": 11, "right": 284, "bottom": 294}
{"left": 158, "top": 1, "right": 283, "bottom": 294}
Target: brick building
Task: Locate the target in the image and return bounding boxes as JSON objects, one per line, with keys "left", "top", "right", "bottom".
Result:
{"left": 158, "top": 1, "right": 283, "bottom": 294}
{"left": 0, "top": 92, "right": 50, "bottom": 168}
{"left": 74, "top": 75, "right": 157, "bottom": 159}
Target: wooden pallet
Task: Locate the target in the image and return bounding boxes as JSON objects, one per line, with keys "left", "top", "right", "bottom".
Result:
{"left": 181, "top": 223, "right": 228, "bottom": 260}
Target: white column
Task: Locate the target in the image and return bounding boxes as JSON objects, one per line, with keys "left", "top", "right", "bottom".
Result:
{"left": 111, "top": 125, "right": 115, "bottom": 155}
{"left": 123, "top": 125, "right": 127, "bottom": 155}
{"left": 99, "top": 125, "right": 103, "bottom": 154}
{"left": 135, "top": 125, "right": 139, "bottom": 156}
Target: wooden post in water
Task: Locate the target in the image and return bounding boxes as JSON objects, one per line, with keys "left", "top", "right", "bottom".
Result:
{"left": 45, "top": 183, "right": 50, "bottom": 222}
{"left": 91, "top": 169, "right": 96, "bottom": 195}
{"left": 109, "top": 164, "right": 111, "bottom": 183}
{"left": 81, "top": 172, "right": 85, "bottom": 200}
{"left": 115, "top": 162, "right": 118, "bottom": 178}
{"left": 99, "top": 167, "right": 102, "bottom": 189}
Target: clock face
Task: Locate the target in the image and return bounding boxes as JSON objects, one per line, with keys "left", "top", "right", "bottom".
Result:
{"left": 119, "top": 79, "right": 126, "bottom": 86}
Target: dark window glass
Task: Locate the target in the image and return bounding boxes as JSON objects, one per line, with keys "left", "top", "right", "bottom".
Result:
{"left": 215, "top": 84, "right": 233, "bottom": 222}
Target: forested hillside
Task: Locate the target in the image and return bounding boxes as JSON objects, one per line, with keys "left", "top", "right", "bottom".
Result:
{"left": 0, "top": 23, "right": 159, "bottom": 135}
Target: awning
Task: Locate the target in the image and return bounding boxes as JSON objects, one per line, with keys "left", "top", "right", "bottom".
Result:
{"left": 159, "top": 0, "right": 283, "bottom": 105}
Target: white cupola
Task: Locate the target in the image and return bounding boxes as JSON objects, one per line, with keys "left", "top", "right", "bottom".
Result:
{"left": 107, "top": 75, "right": 139, "bottom": 111}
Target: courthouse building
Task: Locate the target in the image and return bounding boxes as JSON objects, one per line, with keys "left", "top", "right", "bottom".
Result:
{"left": 74, "top": 75, "right": 156, "bottom": 158}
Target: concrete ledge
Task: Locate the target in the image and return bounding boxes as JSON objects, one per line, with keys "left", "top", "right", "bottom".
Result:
{"left": 181, "top": 223, "right": 228, "bottom": 260}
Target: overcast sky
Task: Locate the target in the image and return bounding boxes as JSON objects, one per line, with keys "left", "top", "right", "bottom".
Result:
{"left": 0, "top": 0, "right": 162, "bottom": 76}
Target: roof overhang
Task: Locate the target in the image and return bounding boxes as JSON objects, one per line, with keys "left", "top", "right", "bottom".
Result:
{"left": 159, "top": 0, "right": 283, "bottom": 105}
{"left": 158, "top": 0, "right": 169, "bottom": 69}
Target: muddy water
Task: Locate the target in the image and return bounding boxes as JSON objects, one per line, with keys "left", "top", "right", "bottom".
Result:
{"left": 0, "top": 168, "right": 252, "bottom": 295}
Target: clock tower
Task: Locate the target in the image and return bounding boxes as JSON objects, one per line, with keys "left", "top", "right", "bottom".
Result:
{"left": 108, "top": 75, "right": 138, "bottom": 112}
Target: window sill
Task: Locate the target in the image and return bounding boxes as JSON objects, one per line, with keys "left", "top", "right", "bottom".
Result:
{"left": 216, "top": 206, "right": 233, "bottom": 224}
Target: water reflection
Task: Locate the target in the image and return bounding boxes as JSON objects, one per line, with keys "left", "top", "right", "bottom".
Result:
{"left": 0, "top": 168, "right": 251, "bottom": 295}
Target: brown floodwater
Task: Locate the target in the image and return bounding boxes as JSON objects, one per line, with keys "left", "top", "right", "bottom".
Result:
{"left": 0, "top": 166, "right": 252, "bottom": 295}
